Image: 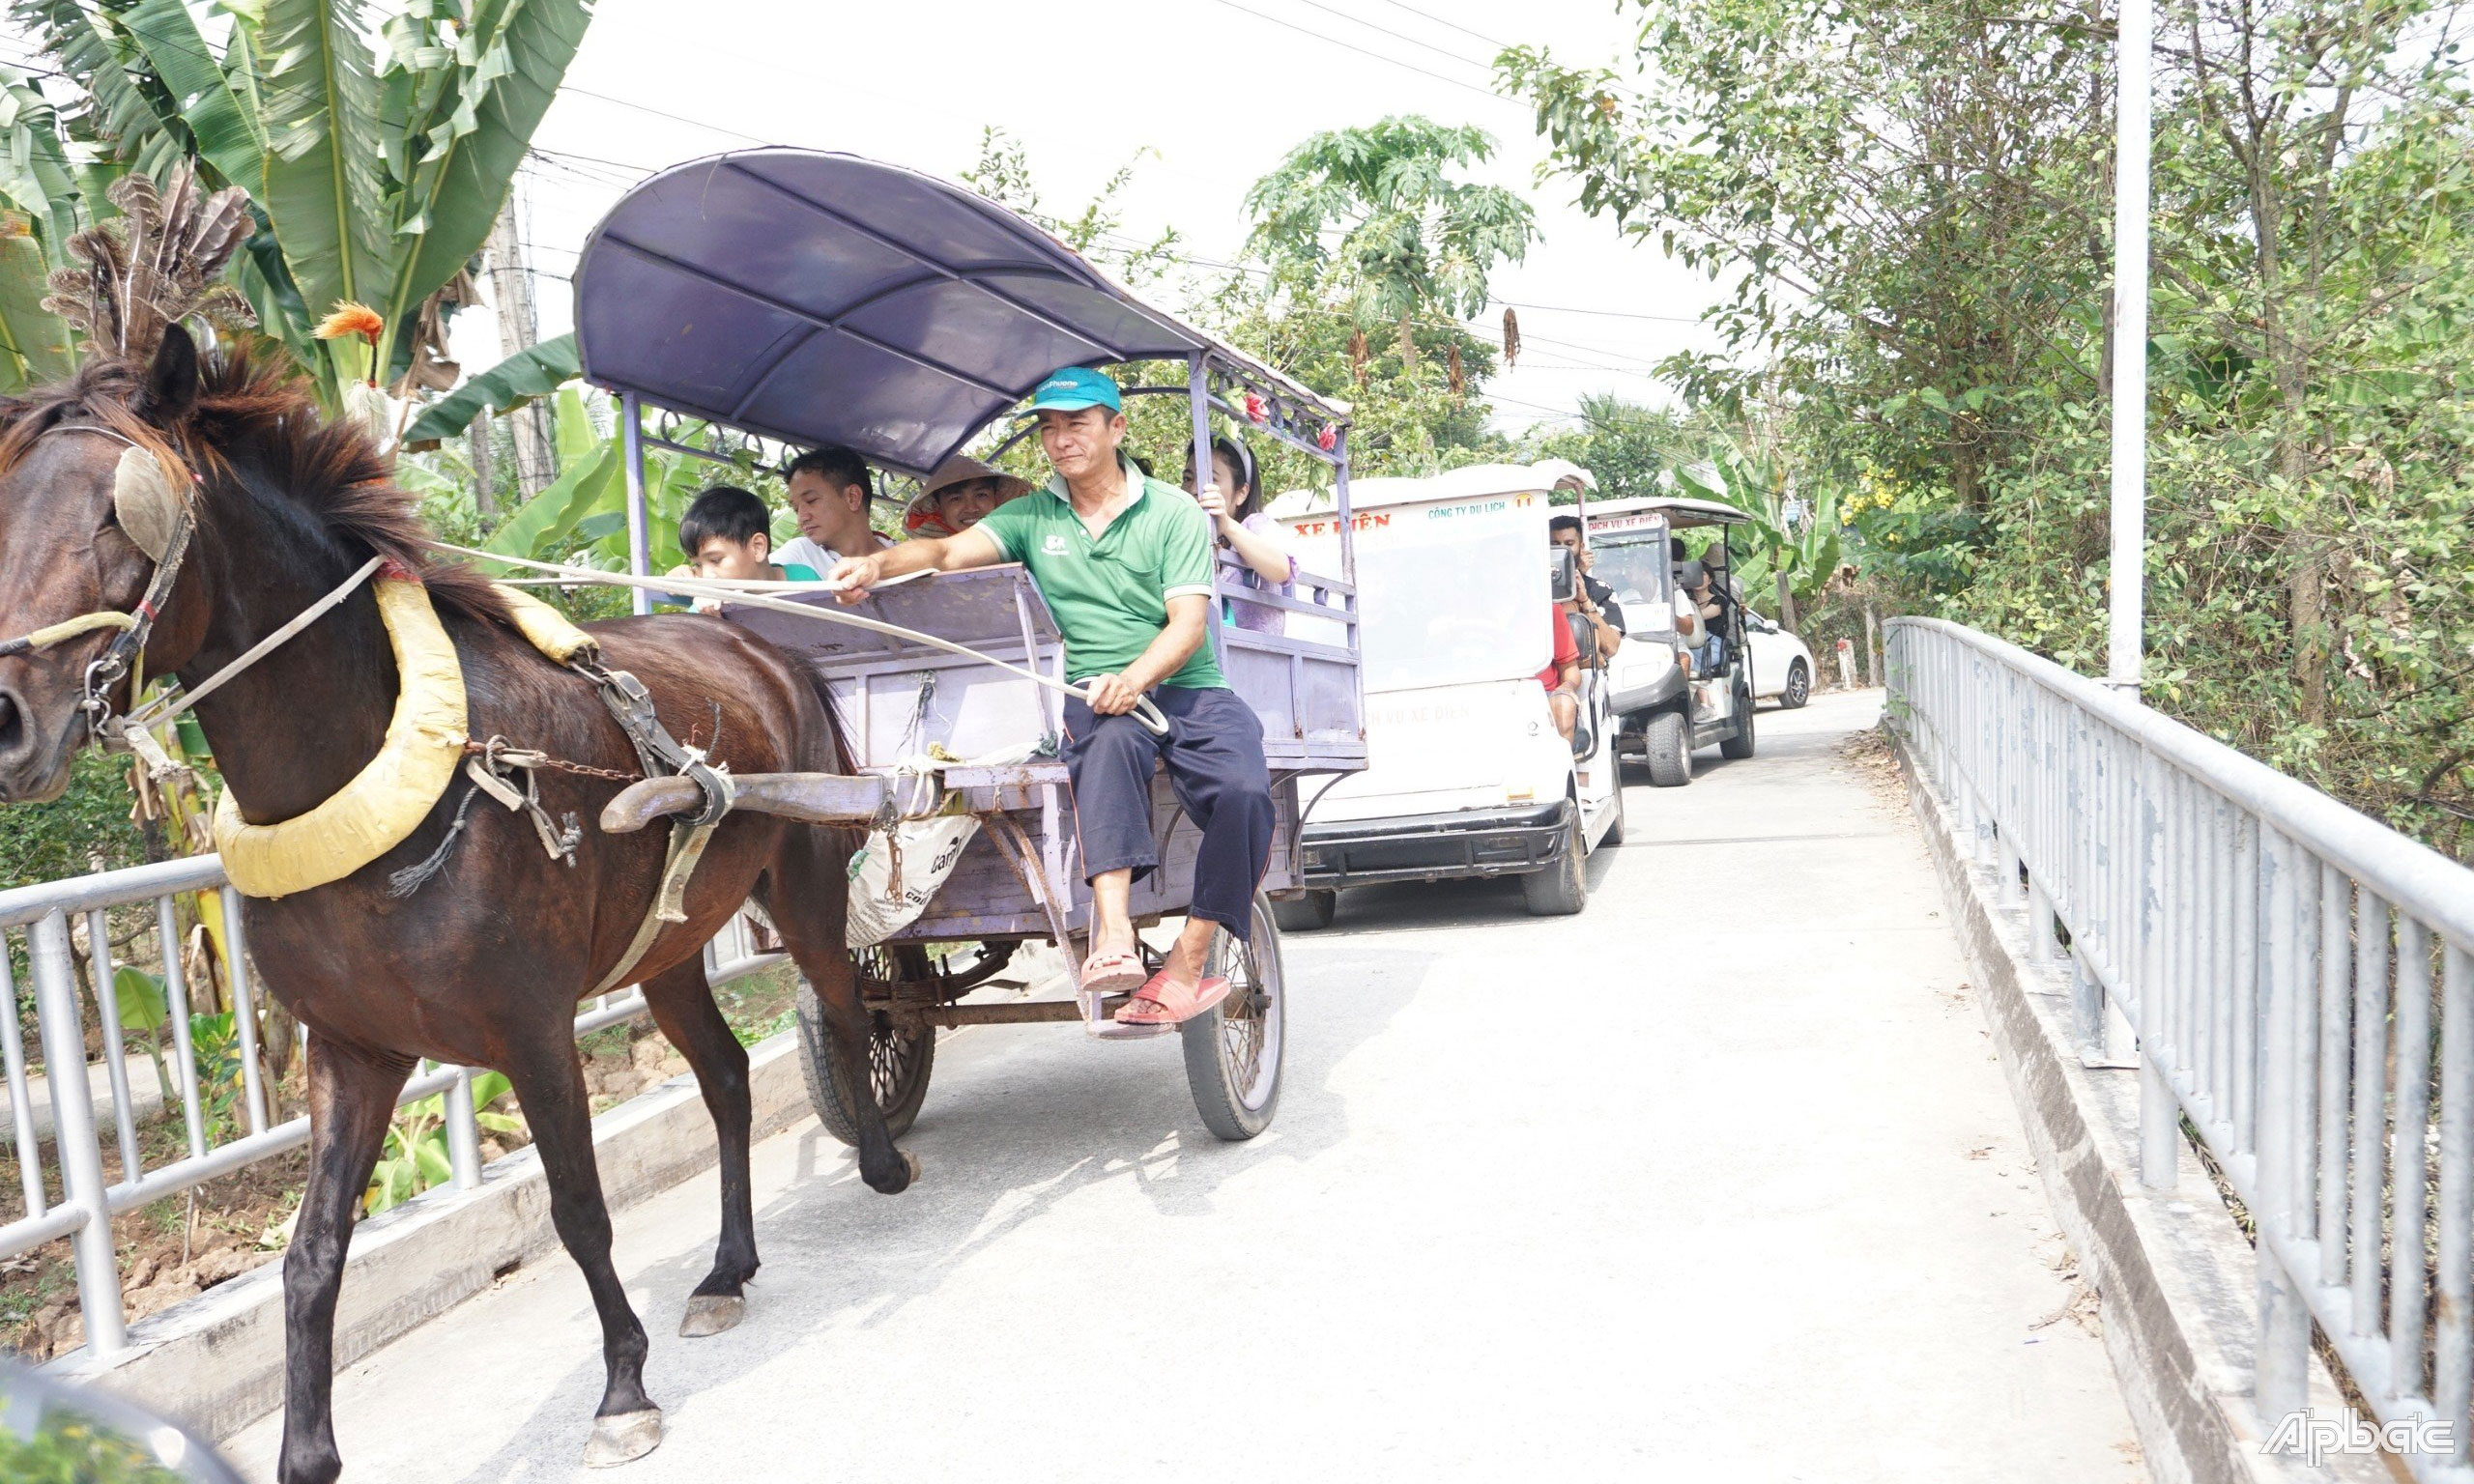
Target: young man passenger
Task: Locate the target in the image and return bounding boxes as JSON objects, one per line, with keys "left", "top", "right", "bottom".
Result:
{"left": 825, "top": 367, "right": 1274, "bottom": 1027}
{"left": 774, "top": 444, "right": 890, "bottom": 573}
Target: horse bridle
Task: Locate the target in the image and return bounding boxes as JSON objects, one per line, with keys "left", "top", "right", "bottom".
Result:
{"left": 0, "top": 423, "right": 198, "bottom": 748}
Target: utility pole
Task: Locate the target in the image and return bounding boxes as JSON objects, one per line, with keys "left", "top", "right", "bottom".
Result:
{"left": 2108, "top": 0, "right": 2151, "bottom": 699}
{"left": 486, "top": 186, "right": 557, "bottom": 499}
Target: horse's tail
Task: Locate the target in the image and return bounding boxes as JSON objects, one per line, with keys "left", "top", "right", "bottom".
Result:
{"left": 792, "top": 660, "right": 858, "bottom": 779}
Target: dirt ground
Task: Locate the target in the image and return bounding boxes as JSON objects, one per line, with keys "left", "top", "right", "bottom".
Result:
{"left": 0, "top": 963, "right": 801, "bottom": 1360}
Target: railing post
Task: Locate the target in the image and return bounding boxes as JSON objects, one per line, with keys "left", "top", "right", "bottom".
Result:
{"left": 2254, "top": 827, "right": 2311, "bottom": 1423}
{"left": 28, "top": 910, "right": 127, "bottom": 1357}
{"left": 2140, "top": 1045, "right": 2178, "bottom": 1190}
{"left": 2028, "top": 880, "right": 2056, "bottom": 958}
{"left": 2070, "top": 951, "right": 2104, "bottom": 1059}
{"left": 444, "top": 1065, "right": 484, "bottom": 1191}
{"left": 2256, "top": 1261, "right": 2311, "bottom": 1428}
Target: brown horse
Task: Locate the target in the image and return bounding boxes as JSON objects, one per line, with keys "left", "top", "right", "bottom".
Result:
{"left": 0, "top": 328, "right": 916, "bottom": 1482}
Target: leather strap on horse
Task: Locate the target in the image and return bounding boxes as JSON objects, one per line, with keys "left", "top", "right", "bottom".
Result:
{"left": 572, "top": 657, "right": 738, "bottom": 994}
{"left": 590, "top": 813, "right": 724, "bottom": 996}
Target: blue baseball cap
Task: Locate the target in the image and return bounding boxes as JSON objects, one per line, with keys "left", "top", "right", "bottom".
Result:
{"left": 1027, "top": 365, "right": 1122, "bottom": 414}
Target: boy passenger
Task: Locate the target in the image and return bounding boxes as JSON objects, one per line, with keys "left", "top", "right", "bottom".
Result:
{"left": 826, "top": 367, "right": 1275, "bottom": 1028}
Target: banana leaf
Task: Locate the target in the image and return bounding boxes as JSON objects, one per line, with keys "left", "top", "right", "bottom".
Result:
{"left": 15, "top": 0, "right": 187, "bottom": 187}
{"left": 0, "top": 62, "right": 84, "bottom": 258}
{"left": 254, "top": 0, "right": 394, "bottom": 327}
{"left": 399, "top": 331, "right": 578, "bottom": 449}
{"left": 0, "top": 229, "right": 74, "bottom": 390}
{"left": 118, "top": 0, "right": 266, "bottom": 196}
{"left": 380, "top": 0, "right": 596, "bottom": 357}
{"left": 482, "top": 435, "right": 621, "bottom": 558}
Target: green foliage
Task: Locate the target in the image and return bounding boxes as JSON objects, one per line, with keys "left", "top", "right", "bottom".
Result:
{"left": 1243, "top": 116, "right": 1538, "bottom": 328}
{"left": 2, "top": 0, "right": 598, "bottom": 409}
{"left": 1508, "top": 0, "right": 2474, "bottom": 859}
{"left": 1524, "top": 393, "right": 1687, "bottom": 499}
{"left": 400, "top": 332, "right": 580, "bottom": 448}
{"left": 366, "top": 1070, "right": 519, "bottom": 1213}
{"left": 187, "top": 1012, "right": 246, "bottom": 1143}
{"left": 0, "top": 1401, "right": 189, "bottom": 1483}
{"left": 0, "top": 750, "right": 144, "bottom": 892}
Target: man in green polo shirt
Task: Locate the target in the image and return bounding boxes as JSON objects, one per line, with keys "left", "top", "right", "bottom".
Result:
{"left": 825, "top": 366, "right": 1275, "bottom": 1026}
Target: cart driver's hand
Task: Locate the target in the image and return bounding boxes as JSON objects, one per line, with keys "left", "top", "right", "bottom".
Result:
{"left": 1083, "top": 671, "right": 1142, "bottom": 716}
{"left": 825, "top": 554, "right": 882, "bottom": 605}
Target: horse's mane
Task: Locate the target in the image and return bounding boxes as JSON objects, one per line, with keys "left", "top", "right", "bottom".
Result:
{"left": 0, "top": 338, "right": 508, "bottom": 624}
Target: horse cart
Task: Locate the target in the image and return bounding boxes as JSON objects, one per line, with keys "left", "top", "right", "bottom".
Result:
{"left": 569, "top": 149, "right": 1367, "bottom": 1141}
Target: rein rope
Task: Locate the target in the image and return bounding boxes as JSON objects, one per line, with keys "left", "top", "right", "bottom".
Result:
{"left": 419, "top": 540, "right": 1174, "bottom": 738}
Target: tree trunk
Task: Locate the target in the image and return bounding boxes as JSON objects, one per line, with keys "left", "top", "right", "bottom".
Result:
{"left": 486, "top": 194, "right": 557, "bottom": 499}
{"left": 1776, "top": 570, "right": 1798, "bottom": 634}
{"left": 471, "top": 419, "right": 496, "bottom": 520}
{"left": 1863, "top": 603, "right": 1883, "bottom": 688}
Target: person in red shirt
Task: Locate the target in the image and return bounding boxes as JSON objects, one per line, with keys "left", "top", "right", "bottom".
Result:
{"left": 1537, "top": 604, "right": 1581, "bottom": 741}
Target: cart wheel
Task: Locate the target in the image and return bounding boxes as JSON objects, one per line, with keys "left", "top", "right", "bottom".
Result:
{"left": 1521, "top": 806, "right": 1590, "bottom": 916}
{"left": 1271, "top": 889, "right": 1336, "bottom": 932}
{"left": 1720, "top": 680, "right": 1758, "bottom": 760}
{"left": 795, "top": 945, "right": 936, "bottom": 1148}
{"left": 1181, "top": 898, "right": 1286, "bottom": 1141}
{"left": 1644, "top": 709, "right": 1692, "bottom": 787}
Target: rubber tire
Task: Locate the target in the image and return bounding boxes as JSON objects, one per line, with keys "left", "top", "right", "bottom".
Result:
{"left": 1781, "top": 660, "right": 1811, "bottom": 709}
{"left": 1521, "top": 806, "right": 1590, "bottom": 916}
{"left": 1720, "top": 683, "right": 1758, "bottom": 759}
{"left": 1271, "top": 889, "right": 1337, "bottom": 932}
{"left": 794, "top": 956, "right": 935, "bottom": 1149}
{"left": 1644, "top": 709, "right": 1692, "bottom": 787}
{"left": 1181, "top": 897, "right": 1286, "bottom": 1141}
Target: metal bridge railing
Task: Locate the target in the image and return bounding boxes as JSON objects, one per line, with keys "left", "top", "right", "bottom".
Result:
{"left": 0, "top": 855, "right": 782, "bottom": 1361}
{"left": 1887, "top": 616, "right": 2474, "bottom": 1479}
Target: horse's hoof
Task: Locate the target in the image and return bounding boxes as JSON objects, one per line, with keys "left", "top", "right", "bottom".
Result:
{"left": 678, "top": 1294, "right": 745, "bottom": 1338}
{"left": 583, "top": 1409, "right": 664, "bottom": 1469}
{"left": 903, "top": 1150, "right": 924, "bottom": 1184}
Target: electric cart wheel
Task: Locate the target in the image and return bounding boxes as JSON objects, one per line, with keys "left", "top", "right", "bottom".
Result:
{"left": 796, "top": 944, "right": 936, "bottom": 1148}
{"left": 1272, "top": 889, "right": 1337, "bottom": 932}
{"left": 1645, "top": 709, "right": 1692, "bottom": 787}
{"left": 1720, "top": 679, "right": 1758, "bottom": 759}
{"left": 1521, "top": 805, "right": 1590, "bottom": 916}
{"left": 1182, "top": 897, "right": 1286, "bottom": 1141}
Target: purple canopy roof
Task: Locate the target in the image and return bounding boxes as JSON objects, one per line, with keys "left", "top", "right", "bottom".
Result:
{"left": 572, "top": 149, "right": 1340, "bottom": 476}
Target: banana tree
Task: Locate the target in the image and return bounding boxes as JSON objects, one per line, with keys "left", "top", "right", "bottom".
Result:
{"left": 1670, "top": 442, "right": 1845, "bottom": 631}
{"left": 0, "top": 0, "right": 596, "bottom": 409}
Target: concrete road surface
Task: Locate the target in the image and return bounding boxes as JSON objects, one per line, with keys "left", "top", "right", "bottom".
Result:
{"left": 227, "top": 689, "right": 2145, "bottom": 1484}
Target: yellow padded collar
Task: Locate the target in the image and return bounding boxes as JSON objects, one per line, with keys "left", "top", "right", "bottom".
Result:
{"left": 213, "top": 578, "right": 469, "bottom": 899}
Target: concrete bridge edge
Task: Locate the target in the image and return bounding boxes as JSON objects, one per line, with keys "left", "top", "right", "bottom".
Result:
{"left": 1893, "top": 731, "right": 2379, "bottom": 1484}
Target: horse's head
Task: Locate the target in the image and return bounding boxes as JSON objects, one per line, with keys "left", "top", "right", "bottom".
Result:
{"left": 0, "top": 328, "right": 203, "bottom": 803}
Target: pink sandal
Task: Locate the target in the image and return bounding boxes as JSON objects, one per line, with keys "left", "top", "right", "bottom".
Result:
{"left": 1079, "top": 947, "right": 1146, "bottom": 996}
{"left": 1113, "top": 971, "right": 1231, "bottom": 1027}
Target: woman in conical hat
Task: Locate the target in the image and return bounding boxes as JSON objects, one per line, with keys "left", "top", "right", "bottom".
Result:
{"left": 903, "top": 454, "right": 1030, "bottom": 539}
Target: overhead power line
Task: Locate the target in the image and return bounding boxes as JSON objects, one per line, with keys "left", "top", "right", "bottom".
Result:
{"left": 1199, "top": 0, "right": 1515, "bottom": 104}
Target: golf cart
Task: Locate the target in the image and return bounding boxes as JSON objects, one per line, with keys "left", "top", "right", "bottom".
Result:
{"left": 1585, "top": 496, "right": 1760, "bottom": 785}
{"left": 1266, "top": 464, "right": 1624, "bottom": 927}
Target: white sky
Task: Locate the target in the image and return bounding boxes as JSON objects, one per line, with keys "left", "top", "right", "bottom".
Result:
{"left": 477, "top": 0, "right": 1730, "bottom": 433}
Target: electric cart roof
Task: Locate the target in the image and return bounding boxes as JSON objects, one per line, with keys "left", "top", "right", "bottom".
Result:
{"left": 1585, "top": 495, "right": 1751, "bottom": 530}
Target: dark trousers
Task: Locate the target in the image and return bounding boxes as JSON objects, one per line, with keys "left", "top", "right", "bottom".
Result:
{"left": 1063, "top": 685, "right": 1274, "bottom": 934}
